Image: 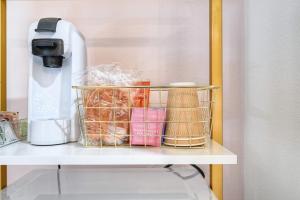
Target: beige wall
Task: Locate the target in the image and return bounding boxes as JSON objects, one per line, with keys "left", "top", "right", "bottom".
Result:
{"left": 7, "top": 1, "right": 243, "bottom": 200}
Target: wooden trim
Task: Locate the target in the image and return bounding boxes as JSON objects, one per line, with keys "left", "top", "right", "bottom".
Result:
{"left": 0, "top": 166, "right": 7, "bottom": 189}
{"left": 0, "top": 0, "right": 6, "bottom": 111}
{"left": 0, "top": 0, "right": 7, "bottom": 190}
{"left": 209, "top": 0, "right": 223, "bottom": 200}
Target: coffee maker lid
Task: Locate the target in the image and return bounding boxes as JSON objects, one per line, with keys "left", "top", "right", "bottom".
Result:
{"left": 35, "top": 18, "right": 62, "bottom": 33}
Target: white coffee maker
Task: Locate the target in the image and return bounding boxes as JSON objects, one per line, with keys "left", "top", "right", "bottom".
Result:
{"left": 28, "top": 18, "right": 86, "bottom": 145}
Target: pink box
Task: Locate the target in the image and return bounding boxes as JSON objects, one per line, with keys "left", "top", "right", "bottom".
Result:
{"left": 130, "top": 108, "right": 166, "bottom": 147}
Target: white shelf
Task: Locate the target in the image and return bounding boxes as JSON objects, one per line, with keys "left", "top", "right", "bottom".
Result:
{"left": 0, "top": 140, "right": 237, "bottom": 165}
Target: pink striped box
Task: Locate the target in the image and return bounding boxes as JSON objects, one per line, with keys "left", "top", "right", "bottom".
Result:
{"left": 130, "top": 108, "right": 166, "bottom": 147}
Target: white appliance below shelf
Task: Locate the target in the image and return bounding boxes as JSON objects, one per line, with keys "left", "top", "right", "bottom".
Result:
{"left": 1, "top": 167, "right": 217, "bottom": 200}
{"left": 0, "top": 139, "right": 237, "bottom": 165}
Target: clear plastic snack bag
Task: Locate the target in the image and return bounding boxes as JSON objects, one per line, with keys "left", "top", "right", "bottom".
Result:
{"left": 76, "top": 64, "right": 149, "bottom": 146}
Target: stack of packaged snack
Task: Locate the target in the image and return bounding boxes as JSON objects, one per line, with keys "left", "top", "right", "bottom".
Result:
{"left": 80, "top": 64, "right": 151, "bottom": 146}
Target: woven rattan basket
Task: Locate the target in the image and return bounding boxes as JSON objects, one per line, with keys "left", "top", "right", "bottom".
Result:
{"left": 164, "top": 83, "right": 205, "bottom": 147}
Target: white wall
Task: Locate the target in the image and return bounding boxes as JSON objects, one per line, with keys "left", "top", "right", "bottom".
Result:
{"left": 7, "top": 1, "right": 244, "bottom": 200}
{"left": 223, "top": 0, "right": 244, "bottom": 199}
{"left": 244, "top": 0, "right": 300, "bottom": 199}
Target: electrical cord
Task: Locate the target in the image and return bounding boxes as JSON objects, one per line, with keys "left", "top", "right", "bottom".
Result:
{"left": 57, "top": 165, "right": 62, "bottom": 195}
{"left": 164, "top": 164, "right": 205, "bottom": 179}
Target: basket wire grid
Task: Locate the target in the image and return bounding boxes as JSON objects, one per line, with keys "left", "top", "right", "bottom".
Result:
{"left": 73, "top": 85, "right": 217, "bottom": 148}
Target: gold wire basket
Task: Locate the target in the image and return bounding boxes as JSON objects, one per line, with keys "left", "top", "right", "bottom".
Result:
{"left": 73, "top": 85, "right": 217, "bottom": 148}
